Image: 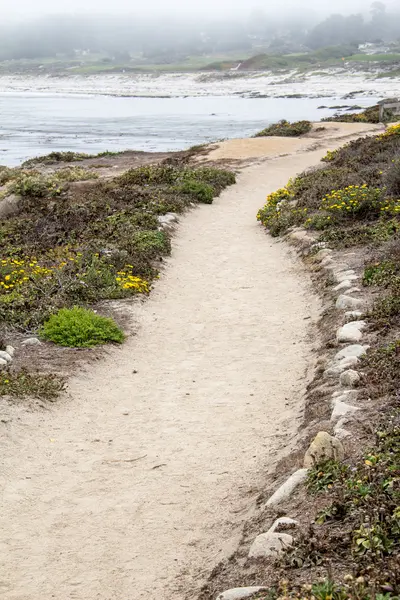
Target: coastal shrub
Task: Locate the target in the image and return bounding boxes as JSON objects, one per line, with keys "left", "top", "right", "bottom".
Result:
{"left": 22, "top": 150, "right": 121, "bottom": 167}
{"left": 117, "top": 165, "right": 179, "bottom": 186}
{"left": 254, "top": 119, "right": 312, "bottom": 138}
{"left": 381, "top": 123, "right": 400, "bottom": 138}
{"left": 41, "top": 306, "right": 125, "bottom": 347}
{"left": 322, "top": 105, "right": 380, "bottom": 124}
{"left": 175, "top": 180, "right": 214, "bottom": 203}
{"left": 319, "top": 219, "right": 399, "bottom": 248}
{"left": 181, "top": 167, "right": 236, "bottom": 193}
{"left": 320, "top": 185, "right": 384, "bottom": 219}
{"left": 289, "top": 167, "right": 360, "bottom": 209}
{"left": 0, "top": 167, "right": 15, "bottom": 186}
{"left": 11, "top": 173, "right": 63, "bottom": 198}
{"left": 257, "top": 187, "right": 308, "bottom": 236}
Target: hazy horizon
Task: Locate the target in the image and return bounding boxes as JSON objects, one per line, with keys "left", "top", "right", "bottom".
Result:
{"left": 4, "top": 0, "right": 399, "bottom": 19}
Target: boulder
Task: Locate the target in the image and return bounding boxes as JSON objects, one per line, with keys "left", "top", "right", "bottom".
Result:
{"left": 5, "top": 345, "right": 15, "bottom": 357}
{"left": 334, "top": 344, "right": 367, "bottom": 361}
{"left": 336, "top": 321, "right": 366, "bottom": 343}
{"left": 333, "top": 280, "right": 353, "bottom": 292}
{"left": 331, "top": 399, "right": 359, "bottom": 421}
{"left": 304, "top": 432, "right": 344, "bottom": 468}
{"left": 216, "top": 588, "right": 266, "bottom": 600}
{"left": 340, "top": 370, "right": 360, "bottom": 387}
{"left": 314, "top": 249, "right": 332, "bottom": 262}
{"left": 0, "top": 194, "right": 21, "bottom": 219}
{"left": 265, "top": 468, "right": 308, "bottom": 507}
{"left": 21, "top": 337, "right": 41, "bottom": 346}
{"left": 0, "top": 358, "right": 7, "bottom": 367}
{"left": 248, "top": 532, "right": 293, "bottom": 559}
{"left": 0, "top": 351, "right": 12, "bottom": 363}
{"left": 336, "top": 295, "right": 363, "bottom": 310}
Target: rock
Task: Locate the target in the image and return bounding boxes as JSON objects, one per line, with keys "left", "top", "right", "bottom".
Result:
{"left": 336, "top": 295, "right": 363, "bottom": 310}
{"left": 311, "top": 242, "right": 329, "bottom": 250}
{"left": 344, "top": 310, "right": 363, "bottom": 322}
{"left": 265, "top": 468, "right": 308, "bottom": 507}
{"left": 336, "top": 321, "right": 367, "bottom": 343}
{"left": 335, "top": 272, "right": 358, "bottom": 284}
{"left": 321, "top": 257, "right": 333, "bottom": 267}
{"left": 268, "top": 517, "right": 299, "bottom": 533}
{"left": 340, "top": 370, "right": 360, "bottom": 387}
{"left": 0, "top": 351, "right": 12, "bottom": 363}
{"left": 5, "top": 345, "right": 15, "bottom": 357}
{"left": 288, "top": 230, "right": 313, "bottom": 247}
{"left": 21, "top": 337, "right": 41, "bottom": 346}
{"left": 333, "top": 280, "right": 353, "bottom": 292}
{"left": 346, "top": 287, "right": 362, "bottom": 295}
{"left": 248, "top": 532, "right": 293, "bottom": 559}
{"left": 0, "top": 358, "right": 7, "bottom": 367}
{"left": 158, "top": 212, "right": 178, "bottom": 227}
{"left": 335, "top": 344, "right": 367, "bottom": 361}
{"left": 331, "top": 399, "right": 359, "bottom": 421}
{"left": 314, "top": 249, "right": 332, "bottom": 262}
{"left": 304, "top": 432, "right": 344, "bottom": 468}
{"left": 323, "top": 356, "right": 358, "bottom": 378}
{"left": 335, "top": 428, "right": 352, "bottom": 440}
{"left": 216, "top": 588, "right": 266, "bottom": 600}
{"left": 0, "top": 194, "right": 21, "bottom": 218}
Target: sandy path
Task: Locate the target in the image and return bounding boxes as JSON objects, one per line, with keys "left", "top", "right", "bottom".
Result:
{"left": 0, "top": 129, "right": 374, "bottom": 600}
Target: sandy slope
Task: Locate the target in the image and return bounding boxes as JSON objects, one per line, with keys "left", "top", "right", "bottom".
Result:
{"left": 0, "top": 123, "right": 380, "bottom": 600}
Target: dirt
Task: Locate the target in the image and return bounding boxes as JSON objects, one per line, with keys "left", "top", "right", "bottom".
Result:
{"left": 0, "top": 122, "right": 382, "bottom": 600}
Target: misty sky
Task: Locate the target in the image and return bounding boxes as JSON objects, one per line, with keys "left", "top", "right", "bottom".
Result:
{"left": 4, "top": 0, "right": 398, "bottom": 18}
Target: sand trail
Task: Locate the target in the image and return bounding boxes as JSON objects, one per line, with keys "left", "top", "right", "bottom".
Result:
{"left": 0, "top": 124, "right": 379, "bottom": 600}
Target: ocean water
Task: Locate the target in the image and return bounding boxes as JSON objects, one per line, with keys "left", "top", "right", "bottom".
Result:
{"left": 0, "top": 91, "right": 378, "bottom": 166}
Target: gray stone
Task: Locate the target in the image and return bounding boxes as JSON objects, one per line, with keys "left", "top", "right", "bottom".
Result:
{"left": 216, "top": 588, "right": 266, "bottom": 600}
{"left": 0, "top": 351, "right": 12, "bottom": 363}
{"left": 21, "top": 337, "right": 41, "bottom": 346}
{"left": 340, "top": 370, "right": 360, "bottom": 387}
{"left": 331, "top": 399, "right": 360, "bottom": 421}
{"left": 265, "top": 468, "right": 308, "bottom": 507}
{"left": 304, "top": 432, "right": 345, "bottom": 468}
{"left": 5, "top": 345, "right": 15, "bottom": 357}
{"left": 323, "top": 356, "right": 359, "bottom": 378}
{"left": 158, "top": 212, "right": 178, "bottom": 227}
{"left": 0, "top": 194, "right": 21, "bottom": 218}
{"left": 335, "top": 428, "right": 352, "bottom": 440}
{"left": 248, "top": 532, "right": 293, "bottom": 559}
{"left": 314, "top": 249, "right": 332, "bottom": 262}
{"left": 337, "top": 321, "right": 366, "bottom": 344}
{"left": 321, "top": 257, "right": 333, "bottom": 267}
{"left": 336, "top": 295, "right": 363, "bottom": 310}
{"left": 332, "top": 389, "right": 359, "bottom": 402}
{"left": 0, "top": 358, "right": 7, "bottom": 367}
{"left": 268, "top": 517, "right": 299, "bottom": 533}
{"left": 333, "top": 280, "right": 353, "bottom": 292}
{"left": 335, "top": 272, "right": 357, "bottom": 284}
{"left": 335, "top": 344, "right": 367, "bottom": 361}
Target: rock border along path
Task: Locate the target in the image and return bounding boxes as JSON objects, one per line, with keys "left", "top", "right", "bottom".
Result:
{"left": 0, "top": 125, "right": 379, "bottom": 600}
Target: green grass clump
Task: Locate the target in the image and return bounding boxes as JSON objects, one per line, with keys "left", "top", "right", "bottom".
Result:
{"left": 254, "top": 119, "right": 312, "bottom": 138}
{"left": 0, "top": 369, "right": 66, "bottom": 400}
{"left": 175, "top": 180, "right": 215, "bottom": 203}
{"left": 41, "top": 306, "right": 125, "bottom": 347}
{"left": 22, "top": 150, "right": 121, "bottom": 167}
